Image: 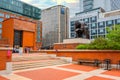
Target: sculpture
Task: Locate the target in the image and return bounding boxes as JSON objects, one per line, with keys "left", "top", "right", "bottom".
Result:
{"left": 75, "top": 21, "right": 89, "bottom": 39}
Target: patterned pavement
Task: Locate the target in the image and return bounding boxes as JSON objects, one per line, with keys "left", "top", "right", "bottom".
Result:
{"left": 1, "top": 64, "right": 120, "bottom": 80}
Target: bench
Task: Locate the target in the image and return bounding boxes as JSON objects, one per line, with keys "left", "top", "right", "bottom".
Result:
{"left": 78, "top": 59, "right": 101, "bottom": 67}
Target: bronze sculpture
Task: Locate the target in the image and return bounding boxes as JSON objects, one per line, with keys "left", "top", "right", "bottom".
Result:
{"left": 75, "top": 21, "right": 89, "bottom": 39}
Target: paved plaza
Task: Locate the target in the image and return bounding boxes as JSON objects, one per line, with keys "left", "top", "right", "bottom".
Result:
{"left": 0, "top": 63, "right": 120, "bottom": 80}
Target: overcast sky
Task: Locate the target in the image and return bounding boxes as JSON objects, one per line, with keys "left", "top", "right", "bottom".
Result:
{"left": 20, "top": 0, "right": 80, "bottom": 17}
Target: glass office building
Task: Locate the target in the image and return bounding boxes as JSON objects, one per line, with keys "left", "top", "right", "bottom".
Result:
{"left": 70, "top": 8, "right": 120, "bottom": 39}
{"left": 0, "top": 0, "right": 41, "bottom": 20}
{"left": 80, "top": 0, "right": 120, "bottom": 12}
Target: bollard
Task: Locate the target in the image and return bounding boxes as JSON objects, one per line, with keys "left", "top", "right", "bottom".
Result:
{"left": 103, "top": 59, "right": 111, "bottom": 70}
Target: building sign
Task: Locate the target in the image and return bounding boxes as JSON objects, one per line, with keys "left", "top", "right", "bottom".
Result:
{"left": 61, "top": 8, "right": 65, "bottom": 14}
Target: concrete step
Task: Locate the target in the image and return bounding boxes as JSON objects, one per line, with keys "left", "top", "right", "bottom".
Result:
{"left": 12, "top": 54, "right": 56, "bottom": 62}
{"left": 12, "top": 60, "right": 68, "bottom": 71}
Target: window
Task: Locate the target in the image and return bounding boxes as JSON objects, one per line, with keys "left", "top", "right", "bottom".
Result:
{"left": 71, "top": 33, "right": 75, "bottom": 37}
{"left": 6, "top": 14, "right": 10, "bottom": 18}
{"left": 71, "top": 27, "right": 74, "bottom": 32}
{"left": 0, "top": 18, "right": 3, "bottom": 22}
{"left": 98, "top": 28, "right": 105, "bottom": 34}
{"left": 115, "top": 19, "right": 120, "bottom": 24}
{"left": 91, "top": 35, "right": 97, "bottom": 39}
{"left": 37, "top": 31, "right": 40, "bottom": 34}
{"left": 61, "top": 8, "right": 65, "bottom": 14}
{"left": 83, "top": 18, "right": 89, "bottom": 23}
{"left": 0, "top": 13, "right": 4, "bottom": 17}
{"left": 0, "top": 29, "right": 2, "bottom": 34}
{"left": 98, "top": 35, "right": 105, "bottom": 38}
{"left": 90, "top": 16, "right": 97, "bottom": 22}
{"left": 71, "top": 21, "right": 75, "bottom": 26}
{"left": 0, "top": 24, "right": 2, "bottom": 28}
{"left": 98, "top": 22, "right": 105, "bottom": 28}
{"left": 91, "top": 29, "right": 97, "bottom": 35}
{"left": 106, "top": 20, "right": 113, "bottom": 26}
{"left": 91, "top": 23, "right": 97, "bottom": 29}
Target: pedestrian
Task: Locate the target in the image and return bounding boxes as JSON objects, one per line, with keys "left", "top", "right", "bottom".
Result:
{"left": 19, "top": 47, "right": 23, "bottom": 55}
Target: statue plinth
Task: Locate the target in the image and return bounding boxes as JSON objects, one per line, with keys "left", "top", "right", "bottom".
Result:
{"left": 54, "top": 38, "right": 91, "bottom": 49}
{"left": 63, "top": 38, "right": 90, "bottom": 44}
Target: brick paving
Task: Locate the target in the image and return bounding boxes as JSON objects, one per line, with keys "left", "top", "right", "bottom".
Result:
{"left": 0, "top": 53, "right": 120, "bottom": 80}
{"left": 1, "top": 64, "right": 120, "bottom": 80}
{"left": 0, "top": 76, "right": 8, "bottom": 80}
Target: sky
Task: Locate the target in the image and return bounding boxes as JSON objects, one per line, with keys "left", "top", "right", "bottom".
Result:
{"left": 20, "top": 0, "right": 80, "bottom": 17}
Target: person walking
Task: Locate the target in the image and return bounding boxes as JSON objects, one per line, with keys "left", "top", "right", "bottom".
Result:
{"left": 19, "top": 47, "right": 23, "bottom": 55}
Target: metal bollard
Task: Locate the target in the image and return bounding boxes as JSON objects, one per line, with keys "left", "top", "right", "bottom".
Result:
{"left": 103, "top": 59, "right": 111, "bottom": 70}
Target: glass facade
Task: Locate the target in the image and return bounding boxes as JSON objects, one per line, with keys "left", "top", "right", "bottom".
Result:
{"left": 83, "top": 0, "right": 93, "bottom": 11}
{"left": 70, "top": 17, "right": 120, "bottom": 39}
{"left": 0, "top": 0, "right": 41, "bottom": 19}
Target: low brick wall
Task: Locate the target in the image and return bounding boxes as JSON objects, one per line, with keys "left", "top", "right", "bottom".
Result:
{"left": 31, "top": 50, "right": 120, "bottom": 64}
{"left": 0, "top": 48, "right": 12, "bottom": 70}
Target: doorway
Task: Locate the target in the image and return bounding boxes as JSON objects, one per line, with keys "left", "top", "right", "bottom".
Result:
{"left": 14, "top": 30, "right": 23, "bottom": 47}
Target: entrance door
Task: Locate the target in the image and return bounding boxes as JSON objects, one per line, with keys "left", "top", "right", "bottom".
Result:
{"left": 14, "top": 30, "right": 23, "bottom": 47}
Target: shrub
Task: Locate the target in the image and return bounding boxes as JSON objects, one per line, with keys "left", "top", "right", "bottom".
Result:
{"left": 76, "top": 44, "right": 88, "bottom": 49}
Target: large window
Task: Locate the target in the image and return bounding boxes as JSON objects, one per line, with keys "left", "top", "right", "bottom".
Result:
{"left": 106, "top": 20, "right": 113, "bottom": 26}
{"left": 61, "top": 8, "right": 65, "bottom": 14}
{"left": 90, "top": 16, "right": 97, "bottom": 22}
{"left": 98, "top": 22, "right": 105, "bottom": 28}
{"left": 0, "top": 13, "right": 4, "bottom": 17}
{"left": 71, "top": 27, "right": 74, "bottom": 32}
{"left": 83, "top": 18, "right": 89, "bottom": 23}
{"left": 0, "top": 18, "right": 3, "bottom": 22}
{"left": 91, "top": 35, "right": 97, "bottom": 39}
{"left": 71, "top": 21, "right": 75, "bottom": 26}
{"left": 6, "top": 14, "right": 10, "bottom": 18}
{"left": 71, "top": 33, "right": 75, "bottom": 38}
{"left": 91, "top": 29, "right": 97, "bottom": 35}
{"left": 0, "top": 29, "right": 2, "bottom": 34}
{"left": 98, "top": 35, "right": 105, "bottom": 38}
{"left": 98, "top": 28, "right": 105, "bottom": 34}
{"left": 91, "top": 23, "right": 97, "bottom": 29}
{"left": 115, "top": 19, "right": 120, "bottom": 24}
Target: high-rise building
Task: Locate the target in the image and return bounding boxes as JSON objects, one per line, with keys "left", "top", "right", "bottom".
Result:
{"left": 0, "top": 0, "right": 42, "bottom": 49}
{"left": 41, "top": 5, "right": 69, "bottom": 47}
{"left": 79, "top": 0, "right": 120, "bottom": 12}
